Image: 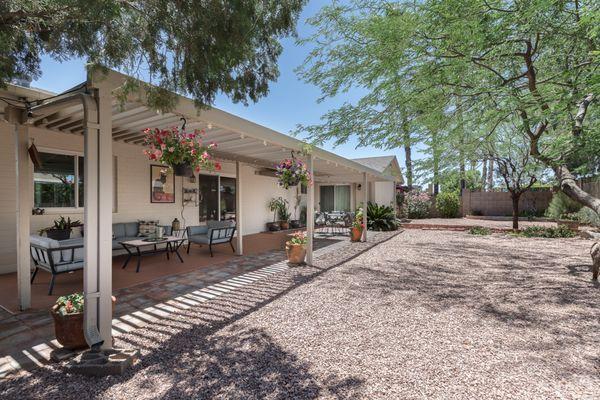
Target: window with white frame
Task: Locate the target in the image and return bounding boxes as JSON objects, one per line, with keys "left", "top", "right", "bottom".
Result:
{"left": 34, "top": 151, "right": 83, "bottom": 208}
{"left": 319, "top": 184, "right": 351, "bottom": 212}
{"left": 33, "top": 150, "right": 118, "bottom": 211}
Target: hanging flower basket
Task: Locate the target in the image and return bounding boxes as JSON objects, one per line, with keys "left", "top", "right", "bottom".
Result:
{"left": 275, "top": 157, "right": 312, "bottom": 189}
{"left": 142, "top": 127, "right": 221, "bottom": 175}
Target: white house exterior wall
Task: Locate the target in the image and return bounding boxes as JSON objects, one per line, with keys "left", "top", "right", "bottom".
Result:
{"left": 0, "top": 124, "right": 295, "bottom": 274}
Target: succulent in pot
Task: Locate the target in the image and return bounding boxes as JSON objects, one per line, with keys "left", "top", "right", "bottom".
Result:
{"left": 40, "top": 216, "right": 82, "bottom": 240}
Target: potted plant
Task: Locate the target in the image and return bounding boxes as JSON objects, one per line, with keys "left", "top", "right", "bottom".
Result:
{"left": 51, "top": 293, "right": 87, "bottom": 349}
{"left": 286, "top": 231, "right": 308, "bottom": 264}
{"left": 275, "top": 157, "right": 312, "bottom": 189}
{"left": 278, "top": 199, "right": 291, "bottom": 230}
{"left": 350, "top": 208, "right": 365, "bottom": 242}
{"left": 51, "top": 293, "right": 116, "bottom": 350}
{"left": 289, "top": 193, "right": 301, "bottom": 228}
{"left": 267, "top": 198, "right": 282, "bottom": 231}
{"left": 143, "top": 127, "right": 221, "bottom": 176}
{"left": 40, "top": 216, "right": 82, "bottom": 240}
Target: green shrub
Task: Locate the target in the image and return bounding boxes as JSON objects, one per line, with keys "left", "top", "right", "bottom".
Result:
{"left": 436, "top": 191, "right": 460, "bottom": 218}
{"left": 402, "top": 191, "right": 432, "bottom": 219}
{"left": 518, "top": 225, "right": 577, "bottom": 238}
{"left": 576, "top": 207, "right": 600, "bottom": 227}
{"left": 468, "top": 226, "right": 491, "bottom": 235}
{"left": 545, "top": 192, "right": 582, "bottom": 220}
{"left": 367, "top": 202, "right": 398, "bottom": 231}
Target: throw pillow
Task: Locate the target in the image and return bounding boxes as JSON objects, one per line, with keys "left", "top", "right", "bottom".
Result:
{"left": 138, "top": 220, "right": 158, "bottom": 236}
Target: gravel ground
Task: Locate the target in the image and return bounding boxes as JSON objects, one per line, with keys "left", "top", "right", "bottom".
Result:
{"left": 1, "top": 230, "right": 598, "bottom": 399}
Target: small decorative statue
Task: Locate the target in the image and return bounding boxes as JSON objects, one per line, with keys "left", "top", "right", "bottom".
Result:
{"left": 591, "top": 241, "right": 599, "bottom": 281}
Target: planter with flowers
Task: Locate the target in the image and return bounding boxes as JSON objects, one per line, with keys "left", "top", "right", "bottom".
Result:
{"left": 286, "top": 231, "right": 308, "bottom": 265}
{"left": 142, "top": 127, "right": 221, "bottom": 176}
{"left": 51, "top": 293, "right": 116, "bottom": 350}
{"left": 350, "top": 208, "right": 365, "bottom": 242}
{"left": 275, "top": 156, "right": 312, "bottom": 189}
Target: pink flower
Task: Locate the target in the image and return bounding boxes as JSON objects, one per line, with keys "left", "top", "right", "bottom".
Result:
{"left": 168, "top": 147, "right": 175, "bottom": 152}
{"left": 160, "top": 143, "right": 166, "bottom": 150}
{"left": 154, "top": 149, "right": 163, "bottom": 158}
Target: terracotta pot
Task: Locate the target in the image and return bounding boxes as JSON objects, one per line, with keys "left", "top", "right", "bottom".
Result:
{"left": 279, "top": 221, "right": 290, "bottom": 230}
{"left": 51, "top": 296, "right": 116, "bottom": 350}
{"left": 172, "top": 163, "right": 193, "bottom": 177}
{"left": 350, "top": 227, "right": 363, "bottom": 242}
{"left": 286, "top": 243, "right": 306, "bottom": 264}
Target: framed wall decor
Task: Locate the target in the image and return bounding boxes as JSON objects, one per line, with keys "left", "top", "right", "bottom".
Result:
{"left": 150, "top": 165, "right": 175, "bottom": 203}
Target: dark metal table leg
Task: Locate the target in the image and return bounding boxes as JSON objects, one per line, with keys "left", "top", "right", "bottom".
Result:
{"left": 135, "top": 247, "right": 142, "bottom": 273}
{"left": 173, "top": 241, "right": 184, "bottom": 263}
{"left": 121, "top": 245, "right": 133, "bottom": 269}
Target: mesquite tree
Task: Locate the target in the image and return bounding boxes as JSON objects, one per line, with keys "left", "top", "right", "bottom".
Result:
{"left": 299, "top": 0, "right": 599, "bottom": 215}
{"left": 487, "top": 131, "right": 546, "bottom": 230}
{"left": 1, "top": 0, "right": 306, "bottom": 108}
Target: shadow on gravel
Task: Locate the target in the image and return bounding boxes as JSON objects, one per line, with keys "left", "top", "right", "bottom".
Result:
{"left": 0, "top": 232, "right": 400, "bottom": 399}
{"left": 331, "top": 232, "right": 599, "bottom": 379}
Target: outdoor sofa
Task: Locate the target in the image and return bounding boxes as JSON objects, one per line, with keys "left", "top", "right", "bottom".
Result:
{"left": 30, "top": 221, "right": 174, "bottom": 294}
{"left": 186, "top": 220, "right": 236, "bottom": 257}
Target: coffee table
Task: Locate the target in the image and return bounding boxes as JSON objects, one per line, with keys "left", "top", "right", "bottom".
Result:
{"left": 119, "top": 236, "right": 185, "bottom": 273}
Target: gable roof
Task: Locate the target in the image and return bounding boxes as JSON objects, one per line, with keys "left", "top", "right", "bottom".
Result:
{"left": 352, "top": 156, "right": 403, "bottom": 183}
{"left": 352, "top": 156, "right": 396, "bottom": 172}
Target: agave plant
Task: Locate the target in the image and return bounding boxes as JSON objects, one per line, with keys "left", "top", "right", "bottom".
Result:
{"left": 366, "top": 202, "right": 398, "bottom": 231}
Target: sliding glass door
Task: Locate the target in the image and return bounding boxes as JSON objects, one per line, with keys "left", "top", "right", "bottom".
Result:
{"left": 319, "top": 185, "right": 351, "bottom": 212}
{"left": 199, "top": 175, "right": 237, "bottom": 222}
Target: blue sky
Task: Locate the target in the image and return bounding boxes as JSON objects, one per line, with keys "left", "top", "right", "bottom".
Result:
{"left": 32, "top": 0, "right": 405, "bottom": 167}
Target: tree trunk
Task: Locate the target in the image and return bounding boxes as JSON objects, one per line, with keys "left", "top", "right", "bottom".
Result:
{"left": 481, "top": 158, "right": 488, "bottom": 192}
{"left": 487, "top": 159, "right": 494, "bottom": 190}
{"left": 555, "top": 165, "right": 600, "bottom": 215}
{"left": 432, "top": 130, "right": 440, "bottom": 195}
{"left": 403, "top": 123, "right": 413, "bottom": 187}
{"left": 511, "top": 193, "right": 520, "bottom": 230}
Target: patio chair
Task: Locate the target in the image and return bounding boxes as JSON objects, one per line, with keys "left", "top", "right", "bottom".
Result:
{"left": 186, "top": 220, "right": 236, "bottom": 257}
{"left": 29, "top": 235, "right": 84, "bottom": 295}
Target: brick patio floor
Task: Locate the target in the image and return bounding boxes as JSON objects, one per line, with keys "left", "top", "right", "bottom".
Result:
{"left": 0, "top": 233, "right": 390, "bottom": 378}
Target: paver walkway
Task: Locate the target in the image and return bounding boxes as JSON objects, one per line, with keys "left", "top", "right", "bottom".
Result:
{"left": 0, "top": 234, "right": 387, "bottom": 378}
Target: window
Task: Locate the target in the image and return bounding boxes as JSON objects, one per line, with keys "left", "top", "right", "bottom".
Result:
{"left": 319, "top": 185, "right": 351, "bottom": 212}
{"left": 34, "top": 152, "right": 82, "bottom": 208}
{"left": 33, "top": 150, "right": 118, "bottom": 211}
{"left": 220, "top": 177, "right": 236, "bottom": 221}
{"left": 198, "top": 175, "right": 236, "bottom": 222}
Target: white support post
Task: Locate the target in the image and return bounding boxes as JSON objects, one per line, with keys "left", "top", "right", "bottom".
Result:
{"left": 84, "top": 94, "right": 100, "bottom": 348}
{"left": 235, "top": 161, "right": 243, "bottom": 255}
{"left": 362, "top": 172, "right": 368, "bottom": 242}
{"left": 15, "top": 121, "right": 31, "bottom": 311}
{"left": 97, "top": 84, "right": 113, "bottom": 348}
{"left": 306, "top": 154, "right": 315, "bottom": 265}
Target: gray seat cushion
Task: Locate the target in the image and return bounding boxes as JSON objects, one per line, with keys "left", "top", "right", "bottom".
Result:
{"left": 124, "top": 222, "right": 139, "bottom": 237}
{"left": 188, "top": 234, "right": 210, "bottom": 244}
{"left": 187, "top": 226, "right": 208, "bottom": 236}
{"left": 30, "top": 235, "right": 84, "bottom": 269}
{"left": 112, "top": 223, "right": 126, "bottom": 239}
